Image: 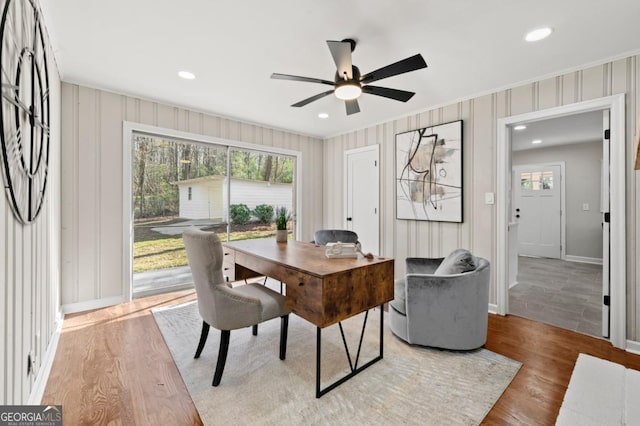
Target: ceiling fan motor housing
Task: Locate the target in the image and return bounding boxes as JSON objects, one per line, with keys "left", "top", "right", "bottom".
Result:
{"left": 335, "top": 65, "right": 361, "bottom": 83}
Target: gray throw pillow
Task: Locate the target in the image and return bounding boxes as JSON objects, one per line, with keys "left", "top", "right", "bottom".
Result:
{"left": 434, "top": 248, "right": 476, "bottom": 275}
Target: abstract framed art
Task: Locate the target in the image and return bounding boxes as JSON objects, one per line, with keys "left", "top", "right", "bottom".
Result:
{"left": 395, "top": 120, "right": 463, "bottom": 222}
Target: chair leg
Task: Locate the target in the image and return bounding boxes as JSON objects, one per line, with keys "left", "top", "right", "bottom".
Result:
{"left": 279, "top": 314, "right": 289, "bottom": 360}
{"left": 194, "top": 321, "right": 210, "bottom": 359}
{"left": 212, "top": 330, "right": 230, "bottom": 387}
{"left": 252, "top": 324, "right": 258, "bottom": 336}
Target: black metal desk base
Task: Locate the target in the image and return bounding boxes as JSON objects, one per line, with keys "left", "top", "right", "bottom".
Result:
{"left": 316, "top": 305, "right": 384, "bottom": 398}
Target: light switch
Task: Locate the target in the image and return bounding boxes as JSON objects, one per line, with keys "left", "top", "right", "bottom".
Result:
{"left": 485, "top": 192, "right": 495, "bottom": 205}
{"left": 582, "top": 203, "right": 590, "bottom": 211}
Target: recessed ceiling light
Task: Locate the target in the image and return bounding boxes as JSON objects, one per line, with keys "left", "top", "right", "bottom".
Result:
{"left": 514, "top": 125, "right": 527, "bottom": 131}
{"left": 525, "top": 27, "right": 553, "bottom": 42}
{"left": 318, "top": 112, "right": 329, "bottom": 119}
{"left": 178, "top": 70, "right": 195, "bottom": 80}
{"left": 532, "top": 139, "right": 542, "bottom": 144}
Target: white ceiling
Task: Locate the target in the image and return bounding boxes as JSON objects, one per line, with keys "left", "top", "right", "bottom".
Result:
{"left": 39, "top": 0, "right": 640, "bottom": 139}
{"left": 511, "top": 110, "right": 604, "bottom": 152}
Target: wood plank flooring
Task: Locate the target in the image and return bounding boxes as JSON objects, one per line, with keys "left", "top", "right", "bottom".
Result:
{"left": 41, "top": 290, "right": 640, "bottom": 425}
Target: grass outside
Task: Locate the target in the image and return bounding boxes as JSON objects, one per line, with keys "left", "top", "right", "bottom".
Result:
{"left": 133, "top": 217, "right": 284, "bottom": 273}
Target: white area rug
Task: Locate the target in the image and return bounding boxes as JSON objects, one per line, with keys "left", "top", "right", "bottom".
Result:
{"left": 556, "top": 353, "right": 640, "bottom": 425}
{"left": 153, "top": 301, "right": 520, "bottom": 426}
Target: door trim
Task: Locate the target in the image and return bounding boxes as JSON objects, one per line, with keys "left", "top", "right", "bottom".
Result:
{"left": 512, "top": 161, "right": 566, "bottom": 259}
{"left": 343, "top": 144, "right": 380, "bottom": 254}
{"left": 496, "top": 94, "right": 626, "bottom": 349}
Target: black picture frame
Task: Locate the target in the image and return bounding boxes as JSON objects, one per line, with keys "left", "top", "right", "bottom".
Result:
{"left": 395, "top": 120, "right": 463, "bottom": 222}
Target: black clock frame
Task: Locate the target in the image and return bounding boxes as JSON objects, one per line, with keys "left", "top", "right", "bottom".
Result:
{"left": 0, "top": 0, "right": 50, "bottom": 225}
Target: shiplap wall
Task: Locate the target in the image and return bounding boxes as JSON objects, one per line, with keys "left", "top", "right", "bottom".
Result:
{"left": 60, "top": 84, "right": 323, "bottom": 308}
{"left": 0, "top": 0, "right": 61, "bottom": 404}
{"left": 323, "top": 56, "right": 640, "bottom": 340}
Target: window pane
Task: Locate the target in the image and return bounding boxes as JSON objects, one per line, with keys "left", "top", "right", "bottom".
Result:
{"left": 531, "top": 171, "right": 542, "bottom": 191}
{"left": 228, "top": 149, "right": 295, "bottom": 241}
{"left": 541, "top": 171, "right": 554, "bottom": 189}
{"left": 520, "top": 172, "right": 532, "bottom": 189}
{"left": 132, "top": 134, "right": 227, "bottom": 295}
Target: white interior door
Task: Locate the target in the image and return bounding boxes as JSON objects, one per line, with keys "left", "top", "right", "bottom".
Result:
{"left": 345, "top": 146, "right": 379, "bottom": 255}
{"left": 513, "top": 164, "right": 562, "bottom": 258}
{"left": 601, "top": 110, "right": 610, "bottom": 338}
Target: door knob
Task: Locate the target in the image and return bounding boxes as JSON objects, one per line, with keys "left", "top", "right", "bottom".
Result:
{"left": 346, "top": 217, "right": 352, "bottom": 221}
{"left": 515, "top": 208, "right": 520, "bottom": 212}
{"left": 516, "top": 214, "right": 520, "bottom": 218}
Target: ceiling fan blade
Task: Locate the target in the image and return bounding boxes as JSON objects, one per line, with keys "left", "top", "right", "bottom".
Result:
{"left": 345, "top": 99, "right": 360, "bottom": 115}
{"left": 362, "top": 85, "right": 415, "bottom": 102}
{"left": 271, "top": 73, "right": 335, "bottom": 86}
{"left": 291, "top": 90, "right": 334, "bottom": 107}
{"left": 327, "top": 40, "right": 353, "bottom": 80}
{"left": 360, "top": 54, "right": 427, "bottom": 84}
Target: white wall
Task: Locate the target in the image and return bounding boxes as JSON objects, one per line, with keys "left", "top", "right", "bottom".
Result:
{"left": 0, "top": 0, "right": 61, "bottom": 404}
{"left": 323, "top": 56, "right": 640, "bottom": 341}
{"left": 513, "top": 141, "right": 603, "bottom": 259}
{"left": 225, "top": 179, "right": 293, "bottom": 220}
{"left": 178, "top": 178, "right": 293, "bottom": 221}
{"left": 60, "top": 86, "right": 323, "bottom": 310}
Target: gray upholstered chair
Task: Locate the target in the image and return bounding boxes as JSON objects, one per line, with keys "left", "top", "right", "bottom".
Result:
{"left": 389, "top": 249, "right": 490, "bottom": 350}
{"left": 311, "top": 229, "right": 360, "bottom": 246}
{"left": 182, "top": 228, "right": 291, "bottom": 386}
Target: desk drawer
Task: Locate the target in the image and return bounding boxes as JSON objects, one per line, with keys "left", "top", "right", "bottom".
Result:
{"left": 282, "top": 272, "right": 323, "bottom": 326}
{"left": 222, "top": 248, "right": 235, "bottom": 282}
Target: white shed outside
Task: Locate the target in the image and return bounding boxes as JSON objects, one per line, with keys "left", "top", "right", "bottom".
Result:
{"left": 175, "top": 175, "right": 293, "bottom": 221}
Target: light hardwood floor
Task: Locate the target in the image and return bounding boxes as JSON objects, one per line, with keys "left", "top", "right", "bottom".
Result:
{"left": 42, "top": 289, "right": 640, "bottom": 425}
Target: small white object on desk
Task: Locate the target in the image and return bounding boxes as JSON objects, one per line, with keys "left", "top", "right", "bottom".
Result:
{"left": 325, "top": 242, "right": 358, "bottom": 258}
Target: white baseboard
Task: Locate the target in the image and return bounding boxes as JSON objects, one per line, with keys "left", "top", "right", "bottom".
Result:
{"left": 62, "top": 295, "right": 127, "bottom": 314}
{"left": 626, "top": 340, "right": 640, "bottom": 355}
{"left": 488, "top": 303, "right": 499, "bottom": 315}
{"left": 28, "top": 309, "right": 64, "bottom": 404}
{"left": 564, "top": 255, "right": 603, "bottom": 265}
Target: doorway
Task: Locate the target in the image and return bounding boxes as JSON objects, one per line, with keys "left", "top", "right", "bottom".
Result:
{"left": 344, "top": 145, "right": 380, "bottom": 255}
{"left": 496, "top": 94, "right": 626, "bottom": 349}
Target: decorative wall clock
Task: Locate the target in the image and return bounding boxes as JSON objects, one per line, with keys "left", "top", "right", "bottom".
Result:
{"left": 0, "top": 0, "right": 50, "bottom": 224}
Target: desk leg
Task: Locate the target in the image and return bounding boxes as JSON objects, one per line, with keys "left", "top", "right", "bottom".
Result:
{"left": 315, "top": 304, "right": 385, "bottom": 398}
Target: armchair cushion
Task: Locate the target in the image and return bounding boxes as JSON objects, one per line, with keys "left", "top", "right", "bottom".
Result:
{"left": 434, "top": 248, "right": 476, "bottom": 275}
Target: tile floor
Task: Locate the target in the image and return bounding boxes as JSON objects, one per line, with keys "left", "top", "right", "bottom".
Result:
{"left": 508, "top": 256, "right": 603, "bottom": 337}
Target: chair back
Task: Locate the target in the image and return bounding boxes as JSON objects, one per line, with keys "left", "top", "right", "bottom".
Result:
{"left": 182, "top": 228, "right": 226, "bottom": 326}
{"left": 313, "top": 229, "right": 359, "bottom": 246}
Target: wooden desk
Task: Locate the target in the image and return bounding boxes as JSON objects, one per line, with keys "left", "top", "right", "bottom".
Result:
{"left": 223, "top": 239, "right": 394, "bottom": 396}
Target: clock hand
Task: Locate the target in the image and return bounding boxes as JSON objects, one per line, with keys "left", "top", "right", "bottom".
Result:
{"left": 1, "top": 90, "right": 30, "bottom": 112}
{"left": 1, "top": 84, "right": 49, "bottom": 133}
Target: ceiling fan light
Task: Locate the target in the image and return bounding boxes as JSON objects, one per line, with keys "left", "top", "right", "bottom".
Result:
{"left": 334, "top": 83, "right": 362, "bottom": 100}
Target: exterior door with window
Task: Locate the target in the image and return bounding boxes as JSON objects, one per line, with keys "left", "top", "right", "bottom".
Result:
{"left": 513, "top": 164, "right": 562, "bottom": 258}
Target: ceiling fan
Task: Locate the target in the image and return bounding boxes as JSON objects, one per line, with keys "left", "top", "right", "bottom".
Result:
{"left": 271, "top": 39, "right": 427, "bottom": 115}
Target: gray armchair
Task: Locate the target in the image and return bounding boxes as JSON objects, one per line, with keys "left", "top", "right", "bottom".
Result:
{"left": 182, "top": 228, "right": 291, "bottom": 386}
{"left": 389, "top": 250, "right": 490, "bottom": 350}
{"left": 311, "top": 229, "right": 360, "bottom": 246}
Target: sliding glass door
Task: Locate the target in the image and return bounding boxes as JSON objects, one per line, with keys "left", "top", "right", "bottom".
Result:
{"left": 131, "top": 133, "right": 296, "bottom": 297}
